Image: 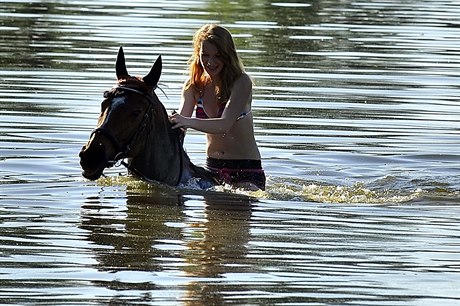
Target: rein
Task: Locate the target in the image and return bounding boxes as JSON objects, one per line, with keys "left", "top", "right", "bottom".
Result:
{"left": 91, "top": 85, "right": 184, "bottom": 186}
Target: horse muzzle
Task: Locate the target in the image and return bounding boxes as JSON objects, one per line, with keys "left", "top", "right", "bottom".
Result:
{"left": 79, "top": 143, "right": 109, "bottom": 180}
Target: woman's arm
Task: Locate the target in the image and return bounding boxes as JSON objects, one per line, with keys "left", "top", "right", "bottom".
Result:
{"left": 177, "top": 81, "right": 196, "bottom": 117}
{"left": 170, "top": 74, "right": 252, "bottom": 134}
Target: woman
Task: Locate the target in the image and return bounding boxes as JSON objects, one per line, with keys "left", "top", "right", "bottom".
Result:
{"left": 169, "top": 24, "right": 265, "bottom": 190}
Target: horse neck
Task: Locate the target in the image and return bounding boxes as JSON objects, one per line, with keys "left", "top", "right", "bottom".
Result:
{"left": 129, "top": 109, "right": 184, "bottom": 185}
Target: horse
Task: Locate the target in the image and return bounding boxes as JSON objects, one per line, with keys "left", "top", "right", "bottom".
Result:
{"left": 79, "top": 47, "right": 214, "bottom": 188}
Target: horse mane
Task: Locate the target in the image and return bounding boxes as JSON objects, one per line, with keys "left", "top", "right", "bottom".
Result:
{"left": 117, "top": 76, "right": 184, "bottom": 151}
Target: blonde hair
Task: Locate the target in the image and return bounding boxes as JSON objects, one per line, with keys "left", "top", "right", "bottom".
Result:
{"left": 186, "top": 24, "right": 245, "bottom": 103}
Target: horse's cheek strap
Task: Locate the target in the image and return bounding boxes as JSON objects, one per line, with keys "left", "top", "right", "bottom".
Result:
{"left": 91, "top": 128, "right": 122, "bottom": 152}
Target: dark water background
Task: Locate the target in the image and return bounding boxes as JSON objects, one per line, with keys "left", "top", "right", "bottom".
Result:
{"left": 1, "top": 0, "right": 459, "bottom": 305}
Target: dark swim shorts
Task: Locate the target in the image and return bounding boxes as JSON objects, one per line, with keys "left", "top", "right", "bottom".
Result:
{"left": 205, "top": 157, "right": 266, "bottom": 190}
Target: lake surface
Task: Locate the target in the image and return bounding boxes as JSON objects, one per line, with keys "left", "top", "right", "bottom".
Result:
{"left": 1, "top": 0, "right": 459, "bottom": 305}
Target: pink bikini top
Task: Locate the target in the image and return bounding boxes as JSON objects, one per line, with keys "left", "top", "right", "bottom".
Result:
{"left": 195, "top": 97, "right": 250, "bottom": 120}
{"left": 195, "top": 97, "right": 225, "bottom": 119}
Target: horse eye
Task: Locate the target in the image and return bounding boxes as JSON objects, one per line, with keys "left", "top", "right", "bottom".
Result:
{"left": 132, "top": 110, "right": 142, "bottom": 117}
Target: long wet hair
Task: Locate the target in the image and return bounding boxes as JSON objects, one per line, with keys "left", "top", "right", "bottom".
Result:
{"left": 186, "top": 24, "right": 245, "bottom": 103}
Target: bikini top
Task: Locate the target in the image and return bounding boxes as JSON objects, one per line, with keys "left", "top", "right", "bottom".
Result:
{"left": 195, "top": 97, "right": 250, "bottom": 121}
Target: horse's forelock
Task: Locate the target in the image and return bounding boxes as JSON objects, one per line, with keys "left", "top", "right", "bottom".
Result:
{"left": 117, "top": 76, "right": 153, "bottom": 94}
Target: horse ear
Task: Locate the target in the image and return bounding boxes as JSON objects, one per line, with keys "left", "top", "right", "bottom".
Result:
{"left": 116, "top": 46, "right": 129, "bottom": 79}
{"left": 143, "top": 55, "right": 162, "bottom": 87}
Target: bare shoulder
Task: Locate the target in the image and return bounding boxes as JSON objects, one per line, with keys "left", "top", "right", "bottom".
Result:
{"left": 181, "top": 79, "right": 196, "bottom": 97}
{"left": 227, "top": 73, "right": 253, "bottom": 110}
{"left": 234, "top": 73, "right": 252, "bottom": 86}
{"left": 232, "top": 73, "right": 253, "bottom": 93}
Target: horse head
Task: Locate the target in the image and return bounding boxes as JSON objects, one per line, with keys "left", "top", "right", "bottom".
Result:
{"left": 79, "top": 47, "right": 165, "bottom": 180}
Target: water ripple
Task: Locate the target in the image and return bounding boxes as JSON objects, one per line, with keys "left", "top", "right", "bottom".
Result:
{"left": 1, "top": 0, "right": 459, "bottom": 304}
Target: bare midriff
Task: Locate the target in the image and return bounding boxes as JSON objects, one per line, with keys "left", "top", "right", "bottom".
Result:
{"left": 205, "top": 112, "right": 261, "bottom": 160}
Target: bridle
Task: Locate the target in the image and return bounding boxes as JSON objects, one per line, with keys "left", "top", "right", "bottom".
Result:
{"left": 91, "top": 86, "right": 153, "bottom": 165}
{"left": 90, "top": 85, "right": 183, "bottom": 185}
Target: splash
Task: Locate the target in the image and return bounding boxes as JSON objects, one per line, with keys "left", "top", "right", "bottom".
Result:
{"left": 94, "top": 174, "right": 427, "bottom": 204}
{"left": 95, "top": 175, "right": 177, "bottom": 196}
{"left": 192, "top": 177, "right": 427, "bottom": 204}
{"left": 258, "top": 181, "right": 423, "bottom": 204}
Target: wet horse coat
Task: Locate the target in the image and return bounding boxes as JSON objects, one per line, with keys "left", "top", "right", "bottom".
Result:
{"left": 79, "top": 47, "right": 213, "bottom": 187}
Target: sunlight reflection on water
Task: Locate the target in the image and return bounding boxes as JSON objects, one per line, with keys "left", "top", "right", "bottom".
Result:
{"left": 1, "top": 0, "right": 459, "bottom": 305}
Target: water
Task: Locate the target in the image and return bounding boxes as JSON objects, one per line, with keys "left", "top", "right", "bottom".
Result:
{"left": 1, "top": 0, "right": 459, "bottom": 304}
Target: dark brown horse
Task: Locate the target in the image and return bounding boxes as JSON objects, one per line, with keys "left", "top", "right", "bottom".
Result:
{"left": 79, "top": 47, "right": 214, "bottom": 187}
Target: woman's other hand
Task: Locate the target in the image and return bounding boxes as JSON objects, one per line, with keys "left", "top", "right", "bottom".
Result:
{"left": 169, "top": 111, "right": 190, "bottom": 129}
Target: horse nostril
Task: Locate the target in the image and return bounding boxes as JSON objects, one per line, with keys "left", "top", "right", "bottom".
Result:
{"left": 79, "top": 145, "right": 87, "bottom": 158}
{"left": 80, "top": 140, "right": 107, "bottom": 163}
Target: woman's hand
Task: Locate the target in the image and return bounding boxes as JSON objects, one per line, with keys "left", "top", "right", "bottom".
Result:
{"left": 169, "top": 111, "right": 190, "bottom": 129}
